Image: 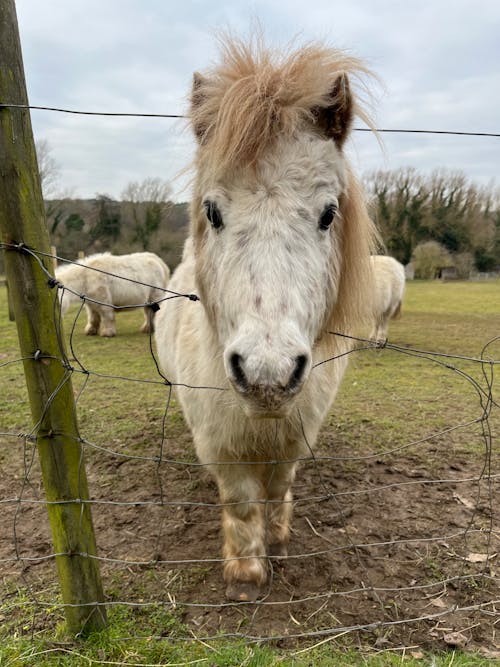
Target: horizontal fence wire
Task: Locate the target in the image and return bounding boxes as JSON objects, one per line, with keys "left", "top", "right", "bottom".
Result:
{"left": 0, "top": 527, "right": 495, "bottom": 566}
{"left": 1, "top": 102, "right": 500, "bottom": 137}
{"left": 0, "top": 242, "right": 498, "bottom": 649}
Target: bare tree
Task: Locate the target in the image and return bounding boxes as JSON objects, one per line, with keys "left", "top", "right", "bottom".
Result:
{"left": 35, "top": 138, "right": 60, "bottom": 199}
{"left": 364, "top": 167, "right": 428, "bottom": 265}
{"left": 121, "top": 177, "right": 172, "bottom": 250}
{"left": 365, "top": 167, "right": 499, "bottom": 271}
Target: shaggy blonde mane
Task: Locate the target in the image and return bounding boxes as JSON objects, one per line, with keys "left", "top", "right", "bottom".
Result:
{"left": 329, "top": 168, "right": 380, "bottom": 334}
{"left": 191, "top": 35, "right": 380, "bottom": 335}
{"left": 191, "top": 35, "right": 375, "bottom": 175}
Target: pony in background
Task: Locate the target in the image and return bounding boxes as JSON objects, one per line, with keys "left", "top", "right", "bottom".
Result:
{"left": 56, "top": 252, "right": 170, "bottom": 337}
{"left": 155, "top": 35, "right": 378, "bottom": 600}
{"left": 369, "top": 255, "right": 406, "bottom": 341}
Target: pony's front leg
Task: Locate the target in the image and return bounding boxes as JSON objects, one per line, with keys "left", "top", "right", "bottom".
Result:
{"left": 263, "top": 462, "right": 297, "bottom": 557}
{"left": 84, "top": 304, "right": 100, "bottom": 335}
{"left": 98, "top": 305, "right": 117, "bottom": 337}
{"left": 140, "top": 305, "right": 154, "bottom": 334}
{"left": 370, "top": 316, "right": 385, "bottom": 342}
{"left": 217, "top": 467, "right": 268, "bottom": 601}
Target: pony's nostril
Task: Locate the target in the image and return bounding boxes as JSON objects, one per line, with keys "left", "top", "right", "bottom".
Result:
{"left": 287, "top": 354, "right": 308, "bottom": 392}
{"left": 229, "top": 353, "right": 249, "bottom": 391}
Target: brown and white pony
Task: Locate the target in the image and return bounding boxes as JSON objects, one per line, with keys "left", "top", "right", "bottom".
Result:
{"left": 57, "top": 251, "right": 170, "bottom": 337}
{"left": 369, "top": 255, "right": 406, "bottom": 341}
{"left": 155, "top": 37, "right": 378, "bottom": 601}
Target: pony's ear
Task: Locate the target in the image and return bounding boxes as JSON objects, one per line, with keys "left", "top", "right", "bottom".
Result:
{"left": 314, "top": 73, "right": 354, "bottom": 148}
{"left": 191, "top": 72, "right": 208, "bottom": 143}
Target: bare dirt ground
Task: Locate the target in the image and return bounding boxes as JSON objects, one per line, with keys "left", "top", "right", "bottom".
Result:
{"left": 1, "top": 417, "right": 498, "bottom": 654}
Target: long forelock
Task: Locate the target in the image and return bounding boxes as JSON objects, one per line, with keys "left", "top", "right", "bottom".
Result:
{"left": 191, "top": 37, "right": 374, "bottom": 176}
{"left": 328, "top": 168, "right": 380, "bottom": 335}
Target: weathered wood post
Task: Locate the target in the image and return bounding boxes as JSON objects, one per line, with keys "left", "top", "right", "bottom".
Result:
{"left": 5, "top": 277, "right": 16, "bottom": 320}
{"left": 0, "top": 0, "right": 107, "bottom": 634}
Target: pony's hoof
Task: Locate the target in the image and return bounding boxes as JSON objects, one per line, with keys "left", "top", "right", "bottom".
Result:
{"left": 268, "top": 542, "right": 288, "bottom": 558}
{"left": 225, "top": 580, "right": 263, "bottom": 602}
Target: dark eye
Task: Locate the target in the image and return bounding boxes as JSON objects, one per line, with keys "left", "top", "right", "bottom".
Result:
{"left": 318, "top": 203, "right": 338, "bottom": 231}
{"left": 203, "top": 200, "right": 224, "bottom": 230}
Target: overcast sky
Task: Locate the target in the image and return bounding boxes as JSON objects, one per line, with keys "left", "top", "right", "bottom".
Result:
{"left": 14, "top": 0, "right": 500, "bottom": 201}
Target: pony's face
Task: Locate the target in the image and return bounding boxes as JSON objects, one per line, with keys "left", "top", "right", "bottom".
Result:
{"left": 194, "top": 133, "right": 348, "bottom": 418}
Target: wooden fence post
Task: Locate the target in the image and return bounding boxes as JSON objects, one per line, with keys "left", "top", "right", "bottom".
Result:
{"left": 0, "top": 0, "right": 107, "bottom": 635}
{"left": 5, "top": 278, "right": 16, "bottom": 321}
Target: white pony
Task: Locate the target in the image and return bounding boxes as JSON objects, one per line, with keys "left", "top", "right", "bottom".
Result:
{"left": 369, "top": 255, "right": 405, "bottom": 341}
{"left": 56, "top": 252, "right": 170, "bottom": 337}
{"left": 154, "top": 37, "right": 378, "bottom": 601}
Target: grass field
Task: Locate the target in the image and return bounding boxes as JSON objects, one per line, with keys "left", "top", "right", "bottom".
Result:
{"left": 0, "top": 279, "right": 498, "bottom": 666}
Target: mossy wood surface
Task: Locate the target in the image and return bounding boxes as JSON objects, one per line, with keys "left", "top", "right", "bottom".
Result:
{"left": 0, "top": 0, "right": 106, "bottom": 635}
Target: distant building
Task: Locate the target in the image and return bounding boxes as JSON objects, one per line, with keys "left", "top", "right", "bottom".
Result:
{"left": 437, "top": 266, "right": 458, "bottom": 281}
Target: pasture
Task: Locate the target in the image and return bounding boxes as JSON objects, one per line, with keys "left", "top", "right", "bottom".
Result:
{"left": 0, "top": 280, "right": 498, "bottom": 665}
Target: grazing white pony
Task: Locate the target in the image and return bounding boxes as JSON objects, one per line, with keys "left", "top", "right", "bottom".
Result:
{"left": 154, "top": 37, "right": 378, "bottom": 601}
{"left": 369, "top": 255, "right": 405, "bottom": 341}
{"left": 56, "top": 252, "right": 170, "bottom": 337}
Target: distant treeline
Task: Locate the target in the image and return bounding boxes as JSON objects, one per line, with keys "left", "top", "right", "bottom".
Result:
{"left": 45, "top": 195, "right": 190, "bottom": 270}
{"left": 364, "top": 168, "right": 500, "bottom": 276}
{"left": 1, "top": 168, "right": 498, "bottom": 279}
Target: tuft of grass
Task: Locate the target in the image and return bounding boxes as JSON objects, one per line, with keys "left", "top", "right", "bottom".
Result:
{"left": 0, "top": 619, "right": 496, "bottom": 667}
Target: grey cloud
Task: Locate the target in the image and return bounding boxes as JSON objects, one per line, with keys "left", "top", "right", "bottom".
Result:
{"left": 15, "top": 0, "right": 500, "bottom": 199}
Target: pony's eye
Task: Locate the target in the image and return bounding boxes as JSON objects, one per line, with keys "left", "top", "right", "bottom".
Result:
{"left": 203, "top": 200, "right": 224, "bottom": 230}
{"left": 318, "top": 203, "right": 338, "bottom": 231}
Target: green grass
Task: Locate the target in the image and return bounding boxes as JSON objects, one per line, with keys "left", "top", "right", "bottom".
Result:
{"left": 0, "top": 281, "right": 499, "bottom": 665}
{"left": 1, "top": 622, "right": 497, "bottom": 667}
{"left": 332, "top": 280, "right": 499, "bottom": 458}
{"left": 0, "top": 590, "right": 497, "bottom": 667}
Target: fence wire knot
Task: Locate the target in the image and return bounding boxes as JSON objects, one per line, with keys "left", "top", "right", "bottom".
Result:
{"left": 47, "top": 277, "right": 59, "bottom": 289}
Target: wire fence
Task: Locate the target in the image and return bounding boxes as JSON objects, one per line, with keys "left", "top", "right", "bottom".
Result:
{"left": 2, "top": 101, "right": 500, "bottom": 137}
{"left": 0, "top": 241, "right": 498, "bottom": 652}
